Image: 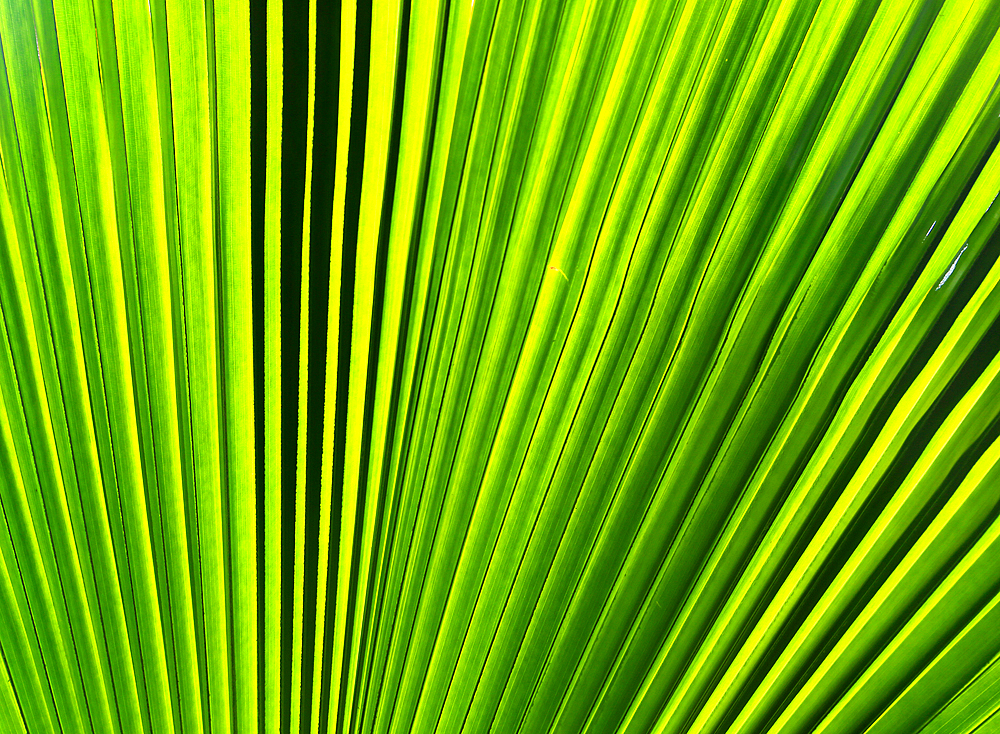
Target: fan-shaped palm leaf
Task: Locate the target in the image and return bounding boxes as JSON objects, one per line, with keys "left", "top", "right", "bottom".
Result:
{"left": 0, "top": 0, "right": 998, "bottom": 732}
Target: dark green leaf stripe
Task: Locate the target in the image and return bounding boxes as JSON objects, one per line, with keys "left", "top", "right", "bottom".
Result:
{"left": 0, "top": 0, "right": 998, "bottom": 732}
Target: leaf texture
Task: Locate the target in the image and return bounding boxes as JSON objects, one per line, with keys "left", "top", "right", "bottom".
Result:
{"left": 0, "top": 0, "right": 998, "bottom": 732}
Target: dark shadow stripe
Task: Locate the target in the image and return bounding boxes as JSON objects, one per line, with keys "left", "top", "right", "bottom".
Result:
{"left": 299, "top": 0, "right": 342, "bottom": 730}
{"left": 280, "top": 1, "right": 310, "bottom": 733}
{"left": 249, "top": 0, "right": 267, "bottom": 729}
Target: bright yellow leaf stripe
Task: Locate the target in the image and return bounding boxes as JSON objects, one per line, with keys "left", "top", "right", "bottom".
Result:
{"left": 0, "top": 0, "right": 999, "bottom": 733}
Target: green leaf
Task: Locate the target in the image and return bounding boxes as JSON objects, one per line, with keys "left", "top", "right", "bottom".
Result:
{"left": 0, "top": 0, "right": 998, "bottom": 732}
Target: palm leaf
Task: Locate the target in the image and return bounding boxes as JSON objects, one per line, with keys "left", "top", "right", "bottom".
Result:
{"left": 0, "top": 0, "right": 998, "bottom": 732}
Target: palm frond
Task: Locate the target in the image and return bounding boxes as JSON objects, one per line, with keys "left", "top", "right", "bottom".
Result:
{"left": 0, "top": 0, "right": 998, "bottom": 733}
